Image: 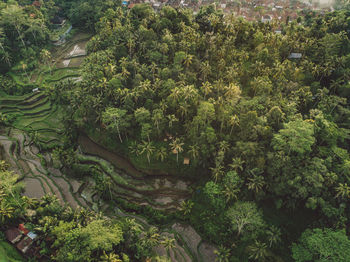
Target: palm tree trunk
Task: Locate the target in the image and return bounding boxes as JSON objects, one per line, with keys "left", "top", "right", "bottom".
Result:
{"left": 15, "top": 25, "right": 26, "bottom": 48}
{"left": 117, "top": 124, "right": 123, "bottom": 143}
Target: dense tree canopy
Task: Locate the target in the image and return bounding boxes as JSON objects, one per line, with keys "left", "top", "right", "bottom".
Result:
{"left": 2, "top": 0, "right": 350, "bottom": 261}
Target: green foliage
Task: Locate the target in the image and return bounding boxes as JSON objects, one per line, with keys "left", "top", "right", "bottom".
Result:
{"left": 271, "top": 119, "right": 315, "bottom": 155}
{"left": 292, "top": 228, "right": 350, "bottom": 262}
{"left": 0, "top": 241, "right": 23, "bottom": 262}
{"left": 3, "top": 2, "right": 350, "bottom": 262}
{"left": 226, "top": 201, "right": 265, "bottom": 237}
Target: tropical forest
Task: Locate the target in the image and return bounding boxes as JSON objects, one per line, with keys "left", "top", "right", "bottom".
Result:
{"left": 1, "top": 0, "right": 350, "bottom": 261}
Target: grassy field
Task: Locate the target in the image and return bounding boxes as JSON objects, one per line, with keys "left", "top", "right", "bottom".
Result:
{"left": 0, "top": 241, "right": 23, "bottom": 262}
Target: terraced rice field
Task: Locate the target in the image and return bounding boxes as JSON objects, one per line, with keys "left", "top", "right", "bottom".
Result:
{"left": 0, "top": 32, "right": 217, "bottom": 261}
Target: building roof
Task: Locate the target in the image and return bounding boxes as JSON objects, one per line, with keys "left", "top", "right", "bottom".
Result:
{"left": 5, "top": 228, "right": 22, "bottom": 244}
{"left": 288, "top": 52, "right": 302, "bottom": 59}
{"left": 27, "top": 232, "right": 38, "bottom": 240}
{"left": 16, "top": 237, "right": 33, "bottom": 254}
{"left": 18, "top": 224, "right": 29, "bottom": 235}
{"left": 32, "top": 0, "right": 41, "bottom": 7}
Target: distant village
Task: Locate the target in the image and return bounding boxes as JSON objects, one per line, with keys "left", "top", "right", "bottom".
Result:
{"left": 123, "top": 0, "right": 334, "bottom": 22}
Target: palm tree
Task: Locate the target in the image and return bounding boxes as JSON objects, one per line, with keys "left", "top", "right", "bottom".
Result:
{"left": 170, "top": 138, "right": 184, "bottom": 163}
{"left": 100, "top": 251, "right": 122, "bottom": 262}
{"left": 129, "top": 141, "right": 140, "bottom": 156}
{"left": 140, "top": 141, "right": 155, "bottom": 164}
{"left": 218, "top": 141, "right": 229, "bottom": 153}
{"left": 153, "top": 109, "right": 163, "bottom": 134}
{"left": 188, "top": 144, "right": 199, "bottom": 160}
{"left": 210, "top": 165, "right": 224, "bottom": 182}
{"left": 177, "top": 104, "right": 190, "bottom": 119}
{"left": 143, "top": 226, "right": 160, "bottom": 247}
{"left": 105, "top": 63, "right": 116, "bottom": 78}
{"left": 335, "top": 183, "right": 350, "bottom": 199}
{"left": 247, "top": 241, "right": 268, "bottom": 261}
{"left": 183, "top": 54, "right": 194, "bottom": 68}
{"left": 214, "top": 245, "right": 230, "bottom": 262}
{"left": 161, "top": 236, "right": 176, "bottom": 252}
{"left": 180, "top": 200, "right": 194, "bottom": 216}
{"left": 130, "top": 58, "right": 139, "bottom": 75}
{"left": 127, "top": 38, "right": 135, "bottom": 56}
{"left": 200, "top": 61, "right": 211, "bottom": 81}
{"left": 119, "top": 57, "right": 128, "bottom": 68}
{"left": 225, "top": 84, "right": 241, "bottom": 105}
{"left": 156, "top": 147, "right": 167, "bottom": 162}
{"left": 167, "top": 114, "right": 178, "bottom": 128}
{"left": 0, "top": 160, "right": 9, "bottom": 172}
{"left": 247, "top": 174, "right": 265, "bottom": 194}
{"left": 223, "top": 185, "right": 239, "bottom": 203}
{"left": 102, "top": 176, "right": 113, "bottom": 200}
{"left": 20, "top": 61, "right": 30, "bottom": 81}
{"left": 0, "top": 201, "right": 14, "bottom": 224}
{"left": 150, "top": 62, "right": 158, "bottom": 80}
{"left": 228, "top": 115, "right": 240, "bottom": 135}
{"left": 229, "top": 157, "right": 244, "bottom": 172}
{"left": 125, "top": 218, "right": 142, "bottom": 235}
{"left": 0, "top": 28, "right": 11, "bottom": 67}
{"left": 40, "top": 49, "right": 52, "bottom": 74}
{"left": 121, "top": 67, "right": 130, "bottom": 78}
{"left": 266, "top": 225, "right": 281, "bottom": 248}
{"left": 41, "top": 194, "right": 59, "bottom": 206}
{"left": 200, "top": 81, "right": 213, "bottom": 98}
{"left": 139, "top": 79, "right": 151, "bottom": 93}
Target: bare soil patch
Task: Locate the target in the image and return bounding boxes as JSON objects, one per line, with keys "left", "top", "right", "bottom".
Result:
{"left": 198, "top": 241, "right": 217, "bottom": 262}
{"left": 23, "top": 178, "right": 45, "bottom": 199}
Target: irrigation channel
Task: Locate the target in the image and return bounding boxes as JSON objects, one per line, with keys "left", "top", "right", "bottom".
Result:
{"left": 0, "top": 32, "right": 217, "bottom": 261}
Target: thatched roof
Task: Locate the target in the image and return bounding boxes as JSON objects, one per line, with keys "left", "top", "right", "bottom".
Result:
{"left": 5, "top": 228, "right": 22, "bottom": 244}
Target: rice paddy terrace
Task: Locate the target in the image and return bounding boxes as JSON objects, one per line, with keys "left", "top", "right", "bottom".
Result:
{"left": 0, "top": 32, "right": 217, "bottom": 261}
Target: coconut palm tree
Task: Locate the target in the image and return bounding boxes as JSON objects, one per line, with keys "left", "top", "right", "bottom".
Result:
{"left": 40, "top": 49, "right": 52, "bottom": 74}
{"left": 152, "top": 109, "right": 163, "bottom": 134}
{"left": 161, "top": 236, "right": 176, "bottom": 252}
{"left": 266, "top": 225, "right": 281, "bottom": 247}
{"left": 20, "top": 61, "right": 30, "bottom": 81}
{"left": 140, "top": 141, "right": 155, "bottom": 164}
{"left": 188, "top": 144, "right": 199, "bottom": 160}
{"left": 200, "top": 61, "right": 211, "bottom": 81}
{"left": 129, "top": 141, "right": 140, "bottom": 156}
{"left": 247, "top": 174, "right": 265, "bottom": 194}
{"left": 156, "top": 147, "right": 167, "bottom": 162}
{"left": 214, "top": 245, "right": 231, "bottom": 262}
{"left": 143, "top": 226, "right": 160, "bottom": 247}
{"left": 335, "top": 183, "right": 350, "bottom": 199}
{"left": 183, "top": 53, "right": 194, "bottom": 68}
{"left": 180, "top": 200, "right": 194, "bottom": 216}
{"left": 210, "top": 164, "right": 224, "bottom": 182}
{"left": 100, "top": 251, "right": 122, "bottom": 262}
{"left": 0, "top": 28, "right": 11, "bottom": 67}
{"left": 229, "top": 157, "right": 244, "bottom": 172}
{"left": 200, "top": 81, "right": 213, "bottom": 98}
{"left": 247, "top": 241, "right": 268, "bottom": 261}
{"left": 121, "top": 67, "right": 130, "bottom": 78}
{"left": 125, "top": 218, "right": 142, "bottom": 235}
{"left": 223, "top": 185, "right": 239, "bottom": 203}
{"left": 0, "top": 201, "right": 14, "bottom": 224}
{"left": 167, "top": 114, "right": 178, "bottom": 128}
{"left": 170, "top": 138, "right": 184, "bottom": 163}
